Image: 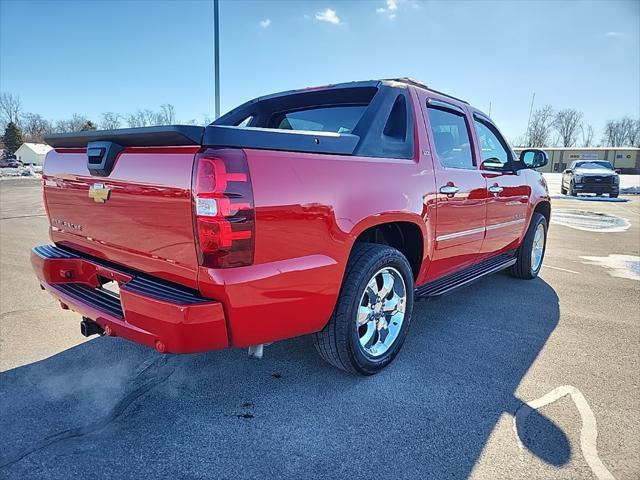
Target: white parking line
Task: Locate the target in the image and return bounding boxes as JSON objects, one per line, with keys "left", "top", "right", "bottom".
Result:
{"left": 514, "top": 385, "right": 615, "bottom": 480}
{"left": 542, "top": 265, "right": 579, "bottom": 274}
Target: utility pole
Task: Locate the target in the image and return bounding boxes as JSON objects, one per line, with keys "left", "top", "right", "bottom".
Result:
{"left": 213, "top": 0, "right": 220, "bottom": 119}
{"left": 526, "top": 92, "right": 535, "bottom": 145}
{"left": 488, "top": 101, "right": 492, "bottom": 117}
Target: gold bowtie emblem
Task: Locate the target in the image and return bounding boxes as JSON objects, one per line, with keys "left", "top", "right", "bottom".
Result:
{"left": 88, "top": 183, "right": 111, "bottom": 203}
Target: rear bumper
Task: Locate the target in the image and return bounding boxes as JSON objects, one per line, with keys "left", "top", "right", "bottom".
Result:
{"left": 31, "top": 245, "right": 228, "bottom": 353}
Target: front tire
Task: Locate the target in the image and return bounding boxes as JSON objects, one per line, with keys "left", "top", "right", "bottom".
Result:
{"left": 610, "top": 192, "right": 619, "bottom": 198}
{"left": 509, "top": 213, "right": 547, "bottom": 279}
{"left": 568, "top": 181, "right": 577, "bottom": 196}
{"left": 312, "top": 243, "right": 414, "bottom": 375}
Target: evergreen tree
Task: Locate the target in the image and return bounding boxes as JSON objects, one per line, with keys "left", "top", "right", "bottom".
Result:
{"left": 2, "top": 122, "right": 23, "bottom": 159}
{"left": 80, "top": 121, "right": 97, "bottom": 131}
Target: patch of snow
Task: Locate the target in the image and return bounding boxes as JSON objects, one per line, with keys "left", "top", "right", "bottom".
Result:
{"left": 580, "top": 254, "right": 640, "bottom": 281}
{"left": 551, "top": 209, "right": 630, "bottom": 232}
{"left": 0, "top": 166, "right": 42, "bottom": 180}
{"left": 550, "top": 195, "right": 628, "bottom": 203}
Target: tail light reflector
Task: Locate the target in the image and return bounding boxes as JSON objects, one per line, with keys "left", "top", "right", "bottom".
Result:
{"left": 192, "top": 148, "right": 255, "bottom": 268}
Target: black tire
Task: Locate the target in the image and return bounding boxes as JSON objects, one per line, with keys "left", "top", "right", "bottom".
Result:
{"left": 560, "top": 185, "right": 567, "bottom": 195}
{"left": 610, "top": 192, "right": 619, "bottom": 198}
{"left": 312, "top": 243, "right": 414, "bottom": 375}
{"left": 568, "top": 181, "right": 577, "bottom": 196}
{"left": 509, "top": 213, "right": 547, "bottom": 279}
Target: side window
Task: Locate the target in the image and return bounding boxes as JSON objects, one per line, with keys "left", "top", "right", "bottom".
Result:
{"left": 271, "top": 105, "right": 367, "bottom": 133}
{"left": 474, "top": 118, "right": 512, "bottom": 170}
{"left": 236, "top": 116, "right": 253, "bottom": 127}
{"left": 427, "top": 106, "right": 474, "bottom": 169}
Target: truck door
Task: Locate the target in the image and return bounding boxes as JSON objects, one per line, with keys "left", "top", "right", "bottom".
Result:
{"left": 470, "top": 113, "right": 530, "bottom": 255}
{"left": 421, "top": 97, "right": 487, "bottom": 279}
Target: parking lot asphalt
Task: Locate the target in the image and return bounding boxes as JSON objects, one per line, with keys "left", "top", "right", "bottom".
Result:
{"left": 1, "top": 177, "right": 638, "bottom": 479}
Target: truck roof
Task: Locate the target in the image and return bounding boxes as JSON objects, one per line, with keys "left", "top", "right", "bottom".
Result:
{"left": 246, "top": 78, "right": 469, "bottom": 107}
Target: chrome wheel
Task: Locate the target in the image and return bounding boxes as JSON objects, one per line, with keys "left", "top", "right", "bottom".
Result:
{"left": 531, "top": 223, "right": 545, "bottom": 272}
{"left": 357, "top": 267, "right": 407, "bottom": 358}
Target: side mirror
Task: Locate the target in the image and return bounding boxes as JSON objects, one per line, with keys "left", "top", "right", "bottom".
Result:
{"left": 563, "top": 169, "right": 572, "bottom": 174}
{"left": 519, "top": 149, "right": 548, "bottom": 169}
{"left": 615, "top": 169, "right": 621, "bottom": 174}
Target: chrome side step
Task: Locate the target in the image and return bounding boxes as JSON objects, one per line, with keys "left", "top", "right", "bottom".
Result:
{"left": 415, "top": 253, "right": 516, "bottom": 298}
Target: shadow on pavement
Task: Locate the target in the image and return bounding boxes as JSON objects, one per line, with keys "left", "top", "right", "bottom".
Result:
{"left": 0, "top": 275, "right": 564, "bottom": 479}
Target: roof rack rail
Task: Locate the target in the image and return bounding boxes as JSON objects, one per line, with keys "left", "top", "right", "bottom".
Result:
{"left": 384, "top": 77, "right": 469, "bottom": 105}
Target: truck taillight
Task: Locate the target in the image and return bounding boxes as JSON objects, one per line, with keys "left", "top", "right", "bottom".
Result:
{"left": 192, "top": 148, "right": 255, "bottom": 268}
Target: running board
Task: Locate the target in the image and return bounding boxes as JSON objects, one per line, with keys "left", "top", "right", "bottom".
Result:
{"left": 415, "top": 253, "right": 516, "bottom": 298}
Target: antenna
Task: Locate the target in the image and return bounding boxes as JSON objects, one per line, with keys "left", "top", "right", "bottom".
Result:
{"left": 526, "top": 92, "right": 535, "bottom": 144}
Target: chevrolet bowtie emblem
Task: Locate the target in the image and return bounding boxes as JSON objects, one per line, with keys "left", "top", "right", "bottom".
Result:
{"left": 88, "top": 183, "right": 111, "bottom": 203}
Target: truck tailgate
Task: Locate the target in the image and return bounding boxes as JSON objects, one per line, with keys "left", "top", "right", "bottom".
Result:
{"left": 43, "top": 146, "right": 200, "bottom": 289}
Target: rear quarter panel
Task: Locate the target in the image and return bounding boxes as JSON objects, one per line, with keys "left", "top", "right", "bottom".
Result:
{"left": 198, "top": 146, "right": 437, "bottom": 347}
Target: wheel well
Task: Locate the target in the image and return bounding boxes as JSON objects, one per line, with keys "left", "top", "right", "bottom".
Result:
{"left": 354, "top": 222, "right": 423, "bottom": 278}
{"left": 534, "top": 201, "right": 551, "bottom": 225}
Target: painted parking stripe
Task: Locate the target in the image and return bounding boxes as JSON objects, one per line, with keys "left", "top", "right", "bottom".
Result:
{"left": 514, "top": 385, "right": 615, "bottom": 480}
{"left": 542, "top": 265, "right": 579, "bottom": 274}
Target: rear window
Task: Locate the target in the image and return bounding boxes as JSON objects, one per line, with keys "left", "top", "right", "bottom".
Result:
{"left": 273, "top": 106, "right": 367, "bottom": 134}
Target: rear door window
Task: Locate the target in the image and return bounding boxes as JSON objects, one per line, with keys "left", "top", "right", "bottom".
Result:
{"left": 272, "top": 106, "right": 367, "bottom": 134}
{"left": 427, "top": 106, "right": 475, "bottom": 169}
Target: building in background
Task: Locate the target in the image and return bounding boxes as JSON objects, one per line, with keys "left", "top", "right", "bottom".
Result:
{"left": 514, "top": 147, "right": 640, "bottom": 174}
{"left": 14, "top": 143, "right": 53, "bottom": 166}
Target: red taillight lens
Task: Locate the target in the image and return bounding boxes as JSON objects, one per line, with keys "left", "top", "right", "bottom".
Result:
{"left": 192, "top": 148, "right": 255, "bottom": 268}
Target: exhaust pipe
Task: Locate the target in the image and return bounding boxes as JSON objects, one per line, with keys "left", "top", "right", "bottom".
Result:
{"left": 80, "top": 317, "right": 104, "bottom": 337}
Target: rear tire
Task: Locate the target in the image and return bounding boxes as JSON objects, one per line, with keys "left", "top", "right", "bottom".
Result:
{"left": 509, "top": 213, "right": 547, "bottom": 279}
{"left": 610, "top": 192, "right": 619, "bottom": 198}
{"left": 312, "top": 243, "right": 414, "bottom": 375}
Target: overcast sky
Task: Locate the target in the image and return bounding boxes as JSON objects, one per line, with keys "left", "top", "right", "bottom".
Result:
{"left": 1, "top": 0, "right": 638, "bottom": 142}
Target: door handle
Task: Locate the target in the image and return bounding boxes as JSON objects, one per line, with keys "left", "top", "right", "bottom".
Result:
{"left": 439, "top": 185, "right": 460, "bottom": 196}
{"left": 488, "top": 185, "right": 504, "bottom": 195}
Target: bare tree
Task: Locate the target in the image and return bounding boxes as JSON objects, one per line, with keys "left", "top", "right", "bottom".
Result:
{"left": 21, "top": 113, "right": 53, "bottom": 143}
{"left": 55, "top": 114, "right": 92, "bottom": 133}
{"left": 580, "top": 124, "right": 595, "bottom": 147}
{"left": 0, "top": 93, "right": 22, "bottom": 125}
{"left": 125, "top": 109, "right": 157, "bottom": 128}
{"left": 100, "top": 112, "right": 121, "bottom": 130}
{"left": 627, "top": 119, "right": 640, "bottom": 147}
{"left": 553, "top": 109, "right": 582, "bottom": 147}
{"left": 526, "top": 105, "right": 555, "bottom": 147}
{"left": 157, "top": 104, "right": 176, "bottom": 125}
{"left": 125, "top": 105, "right": 177, "bottom": 127}
{"left": 603, "top": 118, "right": 632, "bottom": 147}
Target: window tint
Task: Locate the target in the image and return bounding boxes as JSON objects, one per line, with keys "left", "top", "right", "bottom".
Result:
{"left": 574, "top": 161, "right": 613, "bottom": 169}
{"left": 273, "top": 105, "right": 366, "bottom": 134}
{"left": 383, "top": 95, "right": 407, "bottom": 141}
{"left": 236, "top": 116, "right": 253, "bottom": 127}
{"left": 474, "top": 119, "right": 511, "bottom": 170}
{"left": 427, "top": 107, "right": 474, "bottom": 169}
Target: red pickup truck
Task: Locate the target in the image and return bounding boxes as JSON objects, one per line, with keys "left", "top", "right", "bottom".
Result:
{"left": 33, "top": 78, "right": 550, "bottom": 375}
